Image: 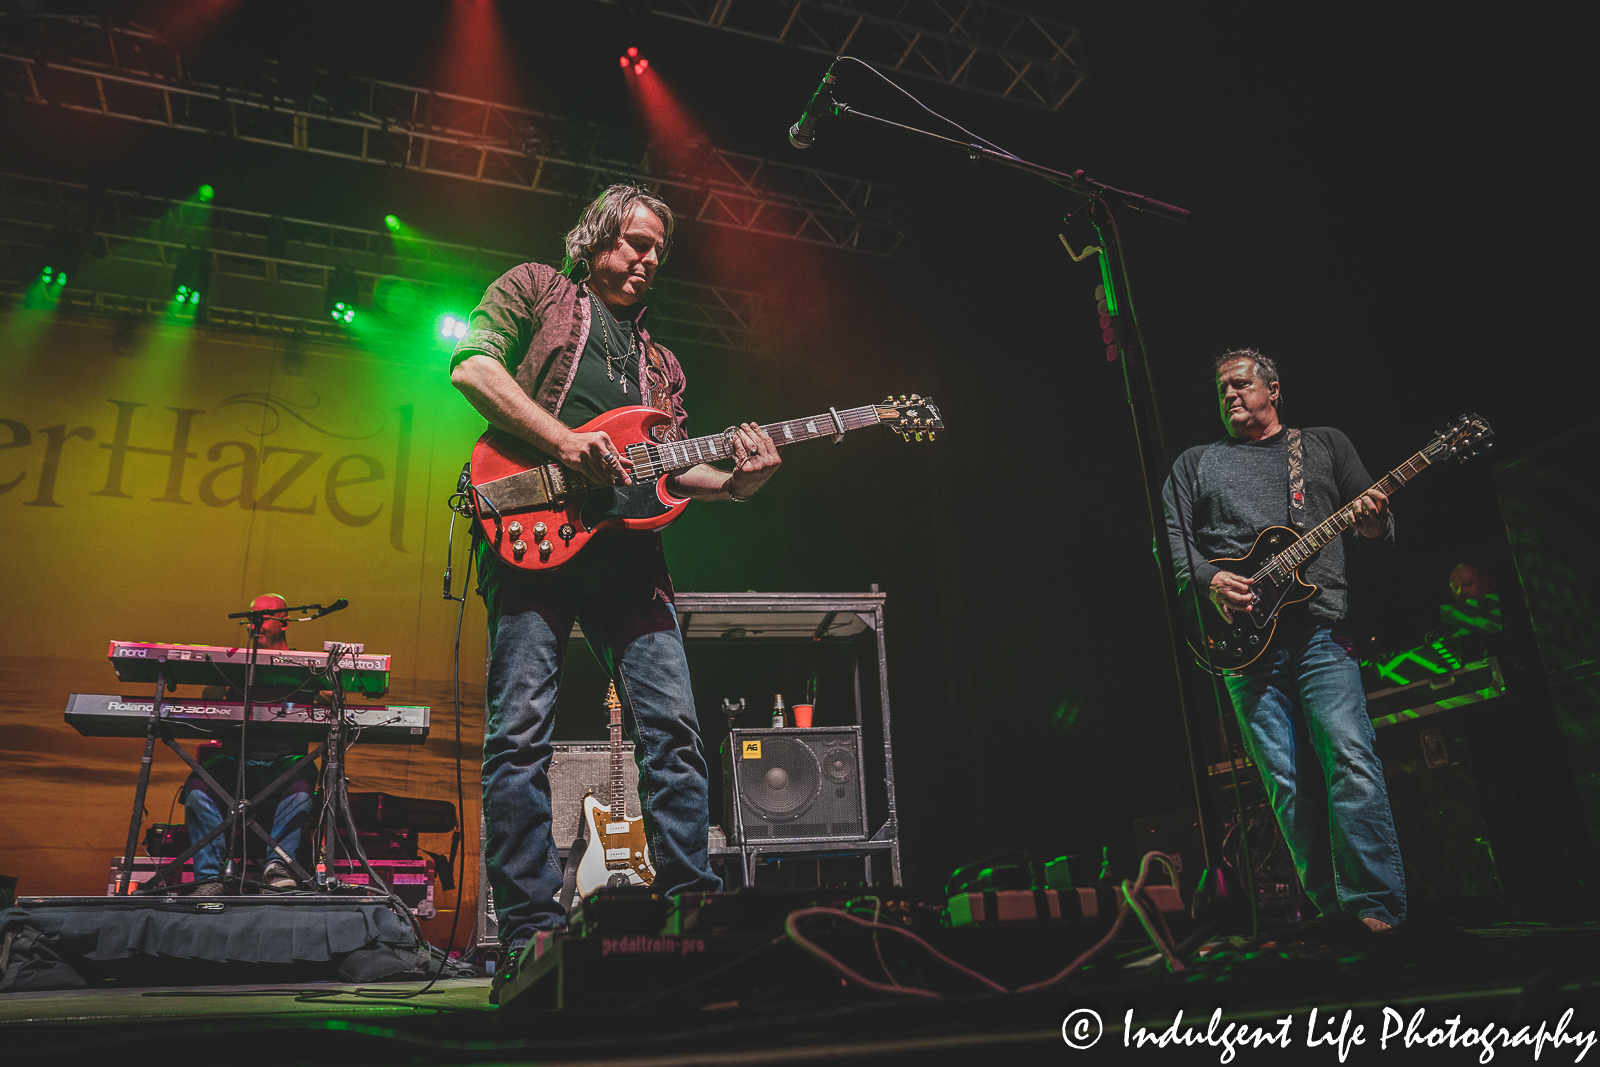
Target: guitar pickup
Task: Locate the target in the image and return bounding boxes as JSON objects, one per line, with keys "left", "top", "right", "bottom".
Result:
{"left": 605, "top": 822, "right": 629, "bottom": 835}
{"left": 604, "top": 847, "right": 630, "bottom": 861}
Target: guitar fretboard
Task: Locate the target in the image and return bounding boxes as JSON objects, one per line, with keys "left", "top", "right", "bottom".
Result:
{"left": 630, "top": 406, "right": 886, "bottom": 479}
{"left": 1255, "top": 450, "right": 1432, "bottom": 582}
{"left": 607, "top": 691, "right": 627, "bottom": 818}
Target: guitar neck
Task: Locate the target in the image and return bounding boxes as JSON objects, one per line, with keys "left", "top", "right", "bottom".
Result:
{"left": 609, "top": 707, "right": 626, "bottom": 816}
{"left": 634, "top": 405, "right": 887, "bottom": 478}
{"left": 1267, "top": 448, "right": 1433, "bottom": 575}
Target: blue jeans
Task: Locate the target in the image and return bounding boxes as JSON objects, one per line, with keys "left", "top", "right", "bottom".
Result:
{"left": 184, "top": 752, "right": 317, "bottom": 880}
{"left": 1225, "top": 625, "right": 1406, "bottom": 927}
{"left": 479, "top": 532, "right": 719, "bottom": 943}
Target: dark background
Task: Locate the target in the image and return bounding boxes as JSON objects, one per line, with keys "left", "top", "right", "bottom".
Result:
{"left": 6, "top": 0, "right": 1590, "bottom": 889}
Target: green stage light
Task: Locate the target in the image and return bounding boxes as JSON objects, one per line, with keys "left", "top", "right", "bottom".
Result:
{"left": 384, "top": 214, "right": 401, "bottom": 232}
{"left": 41, "top": 226, "right": 81, "bottom": 287}
{"left": 197, "top": 184, "right": 216, "bottom": 203}
{"left": 439, "top": 314, "right": 468, "bottom": 340}
{"left": 325, "top": 267, "right": 360, "bottom": 325}
{"left": 172, "top": 247, "right": 209, "bottom": 306}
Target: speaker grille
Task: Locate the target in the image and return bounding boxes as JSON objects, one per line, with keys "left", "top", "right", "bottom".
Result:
{"left": 724, "top": 728, "right": 866, "bottom": 844}
{"left": 744, "top": 736, "right": 821, "bottom": 819}
{"left": 549, "top": 743, "right": 639, "bottom": 844}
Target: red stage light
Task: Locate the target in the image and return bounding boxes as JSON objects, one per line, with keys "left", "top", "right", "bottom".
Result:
{"left": 619, "top": 56, "right": 629, "bottom": 67}
{"left": 637, "top": 58, "right": 648, "bottom": 72}
{"left": 627, "top": 47, "right": 638, "bottom": 58}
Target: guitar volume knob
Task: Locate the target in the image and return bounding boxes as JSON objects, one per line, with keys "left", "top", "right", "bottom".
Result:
{"left": 538, "top": 540, "right": 553, "bottom": 559}
{"left": 533, "top": 521, "right": 548, "bottom": 538}
{"left": 512, "top": 539, "right": 527, "bottom": 558}
{"left": 508, "top": 521, "right": 523, "bottom": 538}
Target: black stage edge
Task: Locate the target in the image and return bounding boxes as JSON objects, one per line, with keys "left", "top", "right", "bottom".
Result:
{"left": 3, "top": 895, "right": 426, "bottom": 989}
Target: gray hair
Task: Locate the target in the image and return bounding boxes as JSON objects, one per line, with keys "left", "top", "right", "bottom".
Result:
{"left": 1214, "top": 348, "right": 1280, "bottom": 401}
{"left": 562, "top": 183, "right": 674, "bottom": 278}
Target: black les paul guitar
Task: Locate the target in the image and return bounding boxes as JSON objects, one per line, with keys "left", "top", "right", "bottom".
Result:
{"left": 1190, "top": 414, "right": 1493, "bottom": 672}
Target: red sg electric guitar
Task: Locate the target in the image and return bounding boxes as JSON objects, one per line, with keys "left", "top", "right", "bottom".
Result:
{"left": 467, "top": 396, "right": 943, "bottom": 571}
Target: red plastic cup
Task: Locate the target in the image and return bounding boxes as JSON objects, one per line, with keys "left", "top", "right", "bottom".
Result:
{"left": 791, "top": 704, "right": 813, "bottom": 728}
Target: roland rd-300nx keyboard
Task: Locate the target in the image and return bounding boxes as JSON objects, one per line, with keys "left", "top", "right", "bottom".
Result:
{"left": 107, "top": 640, "right": 391, "bottom": 696}
{"left": 65, "top": 694, "right": 430, "bottom": 744}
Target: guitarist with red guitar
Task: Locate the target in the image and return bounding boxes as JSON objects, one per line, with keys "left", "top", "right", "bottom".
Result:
{"left": 1162, "top": 349, "right": 1408, "bottom": 938}
{"left": 450, "top": 185, "right": 780, "bottom": 999}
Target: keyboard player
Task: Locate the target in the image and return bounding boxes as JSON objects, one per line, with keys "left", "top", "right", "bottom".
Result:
{"left": 184, "top": 593, "right": 319, "bottom": 895}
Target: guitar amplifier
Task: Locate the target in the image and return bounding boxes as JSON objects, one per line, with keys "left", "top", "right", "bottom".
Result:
{"left": 550, "top": 742, "right": 641, "bottom": 847}
{"left": 476, "top": 742, "right": 643, "bottom": 956}
{"left": 722, "top": 727, "right": 868, "bottom": 845}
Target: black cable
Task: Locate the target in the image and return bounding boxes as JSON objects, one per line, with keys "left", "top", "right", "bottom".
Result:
{"left": 321, "top": 497, "right": 480, "bottom": 1001}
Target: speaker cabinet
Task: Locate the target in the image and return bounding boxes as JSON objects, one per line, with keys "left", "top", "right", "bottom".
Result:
{"left": 723, "top": 727, "right": 867, "bottom": 845}
{"left": 550, "top": 742, "right": 640, "bottom": 847}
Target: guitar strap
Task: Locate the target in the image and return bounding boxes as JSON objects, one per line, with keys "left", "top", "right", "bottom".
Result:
{"left": 640, "top": 338, "right": 684, "bottom": 443}
{"left": 1286, "top": 428, "right": 1307, "bottom": 532}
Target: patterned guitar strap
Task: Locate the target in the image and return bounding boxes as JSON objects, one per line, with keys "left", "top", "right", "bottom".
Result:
{"left": 1286, "top": 428, "right": 1307, "bottom": 532}
{"left": 639, "top": 338, "right": 684, "bottom": 443}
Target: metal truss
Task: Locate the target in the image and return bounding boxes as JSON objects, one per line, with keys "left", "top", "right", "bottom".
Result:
{"left": 0, "top": 171, "right": 766, "bottom": 353}
{"left": 0, "top": 13, "right": 903, "bottom": 255}
{"left": 599, "top": 0, "right": 1087, "bottom": 111}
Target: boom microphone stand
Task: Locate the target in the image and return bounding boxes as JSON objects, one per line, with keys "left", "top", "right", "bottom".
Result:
{"left": 815, "top": 85, "right": 1245, "bottom": 927}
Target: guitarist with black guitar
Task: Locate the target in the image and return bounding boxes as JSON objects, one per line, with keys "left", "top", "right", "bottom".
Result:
{"left": 1162, "top": 349, "right": 1406, "bottom": 936}
{"left": 450, "top": 185, "right": 780, "bottom": 999}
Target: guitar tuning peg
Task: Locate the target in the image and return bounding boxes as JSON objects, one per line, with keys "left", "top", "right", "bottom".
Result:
{"left": 927, "top": 432, "right": 936, "bottom": 442}
{"left": 899, "top": 394, "right": 907, "bottom": 403}
{"left": 910, "top": 393, "right": 922, "bottom": 402}
{"left": 884, "top": 394, "right": 894, "bottom": 403}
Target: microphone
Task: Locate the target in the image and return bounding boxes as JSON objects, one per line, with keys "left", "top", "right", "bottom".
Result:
{"left": 788, "top": 58, "right": 840, "bottom": 149}
{"left": 312, "top": 598, "right": 349, "bottom": 620}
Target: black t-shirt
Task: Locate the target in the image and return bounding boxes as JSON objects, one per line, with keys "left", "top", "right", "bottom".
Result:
{"left": 560, "top": 299, "right": 641, "bottom": 429}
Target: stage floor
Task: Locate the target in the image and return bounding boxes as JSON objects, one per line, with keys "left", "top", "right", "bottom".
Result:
{"left": 0, "top": 978, "right": 494, "bottom": 1026}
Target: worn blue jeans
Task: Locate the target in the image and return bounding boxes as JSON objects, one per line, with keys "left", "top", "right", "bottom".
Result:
{"left": 479, "top": 532, "right": 719, "bottom": 944}
{"left": 1225, "top": 625, "right": 1406, "bottom": 927}
{"left": 184, "top": 753, "right": 317, "bottom": 880}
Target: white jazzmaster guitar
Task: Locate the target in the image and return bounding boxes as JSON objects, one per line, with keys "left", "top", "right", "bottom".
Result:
{"left": 575, "top": 682, "right": 656, "bottom": 897}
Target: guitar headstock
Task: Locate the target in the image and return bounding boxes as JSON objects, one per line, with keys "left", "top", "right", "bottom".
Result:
{"left": 1423, "top": 413, "right": 1494, "bottom": 465}
{"left": 604, "top": 681, "right": 621, "bottom": 717}
{"left": 875, "top": 394, "right": 945, "bottom": 442}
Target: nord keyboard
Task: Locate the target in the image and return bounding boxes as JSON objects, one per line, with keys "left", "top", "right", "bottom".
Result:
{"left": 65, "top": 693, "right": 430, "bottom": 744}
{"left": 108, "top": 640, "right": 391, "bottom": 697}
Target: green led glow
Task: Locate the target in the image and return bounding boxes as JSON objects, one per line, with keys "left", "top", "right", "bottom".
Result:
{"left": 197, "top": 184, "right": 215, "bottom": 203}
{"left": 384, "top": 214, "right": 401, "bottom": 232}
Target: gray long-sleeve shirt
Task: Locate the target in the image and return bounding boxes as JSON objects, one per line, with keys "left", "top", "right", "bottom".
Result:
{"left": 1161, "top": 426, "right": 1392, "bottom": 623}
